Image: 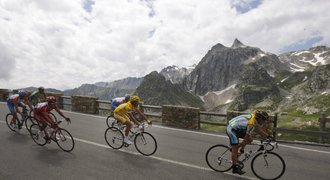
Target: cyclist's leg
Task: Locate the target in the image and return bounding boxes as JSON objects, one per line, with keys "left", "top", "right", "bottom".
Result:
{"left": 7, "top": 101, "right": 18, "bottom": 126}
{"left": 113, "top": 113, "right": 131, "bottom": 136}
{"left": 226, "top": 128, "right": 245, "bottom": 175}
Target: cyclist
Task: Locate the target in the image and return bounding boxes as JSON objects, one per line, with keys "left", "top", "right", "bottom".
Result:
{"left": 29, "top": 86, "right": 47, "bottom": 106}
{"left": 226, "top": 110, "right": 271, "bottom": 175}
{"left": 113, "top": 95, "right": 150, "bottom": 144}
{"left": 33, "top": 96, "right": 70, "bottom": 142}
{"left": 6, "top": 90, "right": 33, "bottom": 129}
{"left": 111, "top": 95, "right": 130, "bottom": 110}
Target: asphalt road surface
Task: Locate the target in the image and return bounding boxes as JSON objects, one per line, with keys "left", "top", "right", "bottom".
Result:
{"left": 1, "top": 102, "right": 330, "bottom": 180}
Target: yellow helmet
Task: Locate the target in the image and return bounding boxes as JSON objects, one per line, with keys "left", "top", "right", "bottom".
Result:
{"left": 130, "top": 96, "right": 140, "bottom": 103}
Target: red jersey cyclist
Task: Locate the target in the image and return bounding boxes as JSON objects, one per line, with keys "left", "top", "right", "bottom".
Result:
{"left": 113, "top": 95, "right": 150, "bottom": 144}
{"left": 33, "top": 96, "right": 70, "bottom": 141}
{"left": 6, "top": 90, "right": 33, "bottom": 129}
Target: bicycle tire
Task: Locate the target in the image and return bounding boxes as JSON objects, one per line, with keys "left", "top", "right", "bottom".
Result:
{"left": 106, "top": 116, "right": 113, "bottom": 128}
{"left": 6, "top": 113, "right": 17, "bottom": 132}
{"left": 49, "top": 112, "right": 58, "bottom": 122}
{"left": 134, "top": 132, "right": 157, "bottom": 156}
{"left": 55, "top": 128, "right": 75, "bottom": 152}
{"left": 205, "top": 144, "right": 233, "bottom": 172}
{"left": 251, "top": 151, "right": 286, "bottom": 180}
{"left": 29, "top": 124, "right": 47, "bottom": 146}
{"left": 25, "top": 116, "right": 38, "bottom": 131}
{"left": 104, "top": 127, "right": 124, "bottom": 149}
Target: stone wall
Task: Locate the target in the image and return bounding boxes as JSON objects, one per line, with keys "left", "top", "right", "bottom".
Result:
{"left": 0, "top": 89, "right": 11, "bottom": 101}
{"left": 162, "top": 105, "right": 200, "bottom": 129}
{"left": 71, "top": 95, "right": 98, "bottom": 114}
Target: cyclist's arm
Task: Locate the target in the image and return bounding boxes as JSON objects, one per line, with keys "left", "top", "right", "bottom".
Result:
{"left": 12, "top": 98, "right": 22, "bottom": 115}
{"left": 127, "top": 112, "right": 140, "bottom": 126}
{"left": 133, "top": 107, "right": 149, "bottom": 122}
{"left": 24, "top": 96, "right": 33, "bottom": 110}
{"left": 255, "top": 126, "right": 270, "bottom": 139}
{"left": 54, "top": 106, "right": 70, "bottom": 122}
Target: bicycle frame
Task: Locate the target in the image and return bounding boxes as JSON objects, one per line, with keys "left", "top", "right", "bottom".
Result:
{"left": 237, "top": 140, "right": 277, "bottom": 166}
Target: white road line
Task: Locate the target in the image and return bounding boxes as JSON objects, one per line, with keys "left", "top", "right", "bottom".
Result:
{"left": 74, "top": 137, "right": 257, "bottom": 180}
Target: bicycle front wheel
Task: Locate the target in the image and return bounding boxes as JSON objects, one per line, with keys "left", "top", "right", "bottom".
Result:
{"left": 6, "top": 113, "right": 17, "bottom": 132}
{"left": 251, "top": 151, "right": 286, "bottom": 180}
{"left": 104, "top": 127, "right": 124, "bottom": 149}
{"left": 55, "top": 128, "right": 75, "bottom": 152}
{"left": 134, "top": 132, "right": 157, "bottom": 156}
{"left": 205, "top": 144, "right": 233, "bottom": 172}
{"left": 29, "top": 124, "right": 47, "bottom": 146}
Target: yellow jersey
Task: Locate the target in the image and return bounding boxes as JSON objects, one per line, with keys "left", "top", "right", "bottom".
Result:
{"left": 113, "top": 102, "right": 133, "bottom": 116}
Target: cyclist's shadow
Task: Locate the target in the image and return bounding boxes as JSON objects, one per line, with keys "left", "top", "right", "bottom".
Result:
{"left": 6, "top": 130, "right": 31, "bottom": 145}
{"left": 33, "top": 146, "right": 76, "bottom": 166}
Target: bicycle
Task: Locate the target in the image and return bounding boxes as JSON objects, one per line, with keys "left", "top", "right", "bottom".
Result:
{"left": 6, "top": 107, "right": 33, "bottom": 131}
{"left": 105, "top": 111, "right": 114, "bottom": 128}
{"left": 29, "top": 119, "right": 75, "bottom": 152}
{"left": 205, "top": 140, "right": 286, "bottom": 180}
{"left": 104, "top": 120, "right": 157, "bottom": 156}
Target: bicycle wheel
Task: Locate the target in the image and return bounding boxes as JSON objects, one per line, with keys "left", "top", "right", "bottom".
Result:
{"left": 134, "top": 132, "right": 157, "bottom": 156}
{"left": 49, "top": 112, "right": 58, "bottom": 122}
{"left": 29, "top": 124, "right": 47, "bottom": 146}
{"left": 104, "top": 127, "right": 124, "bottom": 149}
{"left": 106, "top": 116, "right": 113, "bottom": 128}
{"left": 54, "top": 128, "right": 75, "bottom": 152}
{"left": 205, "top": 144, "right": 233, "bottom": 172}
{"left": 25, "top": 116, "right": 38, "bottom": 131}
{"left": 251, "top": 151, "right": 286, "bottom": 180}
{"left": 6, "top": 113, "right": 18, "bottom": 131}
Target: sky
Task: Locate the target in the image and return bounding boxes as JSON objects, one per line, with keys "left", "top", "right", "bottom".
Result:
{"left": 0, "top": 0, "right": 329, "bottom": 91}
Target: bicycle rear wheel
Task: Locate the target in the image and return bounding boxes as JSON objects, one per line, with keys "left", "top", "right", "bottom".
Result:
{"left": 205, "top": 144, "right": 233, "bottom": 172}
{"left": 134, "top": 132, "right": 157, "bottom": 156}
{"left": 104, "top": 127, "right": 124, "bottom": 149}
{"left": 29, "top": 124, "right": 47, "bottom": 146}
{"left": 251, "top": 151, "right": 286, "bottom": 180}
{"left": 55, "top": 128, "right": 75, "bottom": 152}
{"left": 106, "top": 115, "right": 114, "bottom": 128}
{"left": 25, "top": 116, "right": 38, "bottom": 131}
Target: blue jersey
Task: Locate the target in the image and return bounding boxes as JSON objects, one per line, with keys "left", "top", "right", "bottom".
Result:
{"left": 111, "top": 97, "right": 126, "bottom": 110}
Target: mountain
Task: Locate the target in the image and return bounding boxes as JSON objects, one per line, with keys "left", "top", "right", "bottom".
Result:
{"left": 183, "top": 39, "right": 289, "bottom": 96}
{"left": 279, "top": 46, "right": 330, "bottom": 72}
{"left": 94, "top": 77, "right": 143, "bottom": 89}
{"left": 160, "top": 65, "right": 195, "bottom": 84}
{"left": 134, "top": 71, "right": 204, "bottom": 109}
{"left": 180, "top": 38, "right": 289, "bottom": 111}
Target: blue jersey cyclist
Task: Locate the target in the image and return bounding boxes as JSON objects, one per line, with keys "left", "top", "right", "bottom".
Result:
{"left": 7, "top": 90, "right": 33, "bottom": 129}
{"left": 111, "top": 95, "right": 130, "bottom": 110}
{"left": 226, "top": 110, "right": 271, "bottom": 175}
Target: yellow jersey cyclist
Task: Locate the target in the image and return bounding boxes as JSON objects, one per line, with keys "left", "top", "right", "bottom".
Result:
{"left": 226, "top": 110, "right": 272, "bottom": 175}
{"left": 113, "top": 95, "right": 150, "bottom": 144}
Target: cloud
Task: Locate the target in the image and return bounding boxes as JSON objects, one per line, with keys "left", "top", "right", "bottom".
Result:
{"left": 0, "top": 41, "right": 15, "bottom": 80}
{"left": 0, "top": 0, "right": 329, "bottom": 90}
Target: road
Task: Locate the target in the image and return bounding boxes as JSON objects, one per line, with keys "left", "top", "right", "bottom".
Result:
{"left": 1, "top": 102, "right": 330, "bottom": 180}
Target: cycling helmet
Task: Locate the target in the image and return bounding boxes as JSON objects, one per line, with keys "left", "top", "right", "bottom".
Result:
{"left": 38, "top": 86, "right": 45, "bottom": 92}
{"left": 18, "top": 90, "right": 26, "bottom": 97}
{"left": 255, "top": 110, "right": 269, "bottom": 122}
{"left": 46, "top": 96, "right": 56, "bottom": 103}
{"left": 130, "top": 96, "right": 140, "bottom": 103}
{"left": 124, "top": 94, "right": 130, "bottom": 101}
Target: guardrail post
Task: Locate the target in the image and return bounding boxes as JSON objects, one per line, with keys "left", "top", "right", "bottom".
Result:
{"left": 319, "top": 113, "right": 326, "bottom": 144}
{"left": 273, "top": 113, "right": 278, "bottom": 140}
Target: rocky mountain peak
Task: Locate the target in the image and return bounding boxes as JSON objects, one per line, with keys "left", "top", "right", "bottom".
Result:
{"left": 231, "top": 38, "right": 246, "bottom": 48}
